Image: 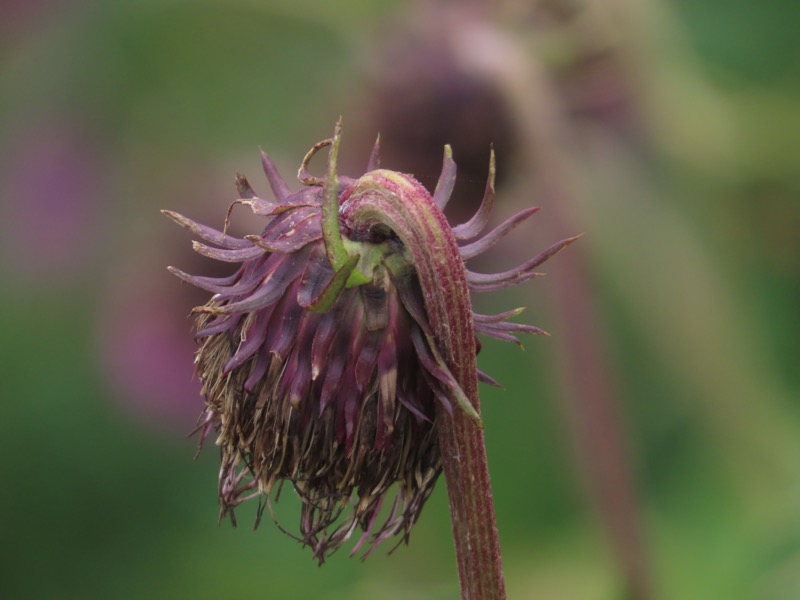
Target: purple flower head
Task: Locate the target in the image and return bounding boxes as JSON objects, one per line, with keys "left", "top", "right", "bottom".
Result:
{"left": 164, "top": 121, "right": 577, "bottom": 562}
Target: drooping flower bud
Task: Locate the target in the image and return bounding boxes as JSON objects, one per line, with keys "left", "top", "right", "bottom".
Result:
{"left": 164, "top": 121, "right": 577, "bottom": 563}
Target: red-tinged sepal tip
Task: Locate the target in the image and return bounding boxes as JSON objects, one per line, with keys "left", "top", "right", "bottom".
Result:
{"left": 259, "top": 147, "right": 291, "bottom": 201}
{"left": 452, "top": 145, "right": 495, "bottom": 241}
{"left": 473, "top": 307, "right": 528, "bottom": 323}
{"left": 432, "top": 145, "right": 456, "bottom": 210}
{"left": 162, "top": 209, "right": 251, "bottom": 250}
{"left": 459, "top": 207, "right": 540, "bottom": 260}
{"left": 235, "top": 173, "right": 256, "bottom": 199}
{"left": 366, "top": 133, "right": 381, "bottom": 171}
{"left": 478, "top": 370, "right": 505, "bottom": 389}
{"left": 410, "top": 327, "right": 482, "bottom": 426}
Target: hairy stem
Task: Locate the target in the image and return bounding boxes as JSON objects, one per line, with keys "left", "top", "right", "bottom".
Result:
{"left": 342, "top": 170, "right": 506, "bottom": 599}
{"left": 436, "top": 406, "right": 506, "bottom": 599}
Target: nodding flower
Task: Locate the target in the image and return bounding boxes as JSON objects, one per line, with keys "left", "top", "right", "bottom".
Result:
{"left": 164, "top": 121, "right": 578, "bottom": 563}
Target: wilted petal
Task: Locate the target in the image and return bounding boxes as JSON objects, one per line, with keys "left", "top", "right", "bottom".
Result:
{"left": 366, "top": 134, "right": 381, "bottom": 172}
{"left": 297, "top": 243, "right": 336, "bottom": 308}
{"left": 167, "top": 266, "right": 245, "bottom": 294}
{"left": 410, "top": 326, "right": 479, "bottom": 422}
{"left": 200, "top": 251, "right": 307, "bottom": 315}
{"left": 473, "top": 307, "right": 526, "bottom": 323}
{"left": 388, "top": 266, "right": 432, "bottom": 335}
{"left": 476, "top": 320, "right": 547, "bottom": 336}
{"left": 451, "top": 147, "right": 495, "bottom": 241}
{"left": 432, "top": 145, "right": 456, "bottom": 210}
{"left": 458, "top": 207, "right": 539, "bottom": 260}
{"left": 467, "top": 234, "right": 581, "bottom": 289}
{"left": 223, "top": 307, "right": 274, "bottom": 374}
{"left": 162, "top": 209, "right": 251, "bottom": 249}
{"left": 235, "top": 173, "right": 256, "bottom": 199}
{"left": 194, "top": 314, "right": 239, "bottom": 338}
{"left": 477, "top": 370, "right": 504, "bottom": 388}
{"left": 192, "top": 241, "right": 263, "bottom": 262}
{"left": 246, "top": 206, "right": 322, "bottom": 253}
{"left": 260, "top": 149, "right": 291, "bottom": 202}
{"left": 467, "top": 270, "right": 543, "bottom": 292}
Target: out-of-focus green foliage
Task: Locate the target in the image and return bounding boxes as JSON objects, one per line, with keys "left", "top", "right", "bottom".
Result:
{"left": 1, "top": 1, "right": 798, "bottom": 599}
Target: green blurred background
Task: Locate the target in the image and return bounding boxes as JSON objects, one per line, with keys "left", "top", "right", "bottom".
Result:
{"left": 1, "top": 1, "right": 798, "bottom": 599}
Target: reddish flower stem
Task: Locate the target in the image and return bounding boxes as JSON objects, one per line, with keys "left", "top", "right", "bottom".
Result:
{"left": 343, "top": 170, "right": 506, "bottom": 599}
{"left": 436, "top": 406, "right": 506, "bottom": 600}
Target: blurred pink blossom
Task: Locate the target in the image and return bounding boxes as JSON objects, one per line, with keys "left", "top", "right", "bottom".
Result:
{"left": 97, "top": 251, "right": 203, "bottom": 431}
{"left": 0, "top": 121, "right": 103, "bottom": 282}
